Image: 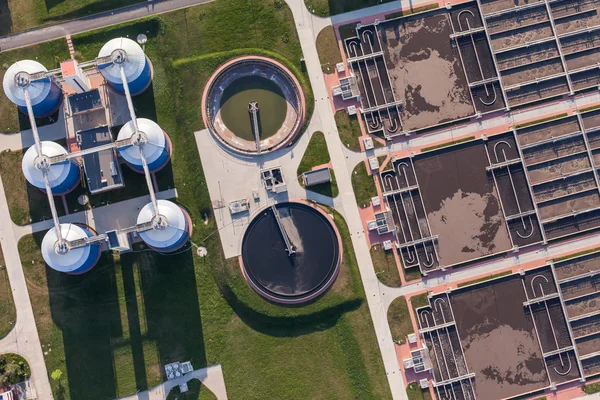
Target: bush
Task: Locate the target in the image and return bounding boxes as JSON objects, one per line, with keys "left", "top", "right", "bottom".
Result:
{"left": 0, "top": 354, "right": 30, "bottom": 386}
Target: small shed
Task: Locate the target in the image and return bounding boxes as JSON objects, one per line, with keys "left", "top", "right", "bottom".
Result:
{"left": 303, "top": 167, "right": 331, "bottom": 187}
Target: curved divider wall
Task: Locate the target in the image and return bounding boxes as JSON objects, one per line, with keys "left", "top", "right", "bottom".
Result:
{"left": 202, "top": 56, "right": 305, "bottom": 155}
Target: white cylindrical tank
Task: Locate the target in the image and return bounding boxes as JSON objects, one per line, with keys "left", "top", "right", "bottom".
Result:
{"left": 117, "top": 118, "right": 170, "bottom": 172}
{"left": 97, "top": 37, "right": 153, "bottom": 96}
{"left": 137, "top": 200, "right": 191, "bottom": 252}
{"left": 41, "top": 224, "right": 101, "bottom": 274}
{"left": 3, "top": 60, "right": 63, "bottom": 117}
{"left": 22, "top": 141, "right": 80, "bottom": 195}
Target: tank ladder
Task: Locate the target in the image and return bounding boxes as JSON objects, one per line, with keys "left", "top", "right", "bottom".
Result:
{"left": 271, "top": 204, "right": 296, "bottom": 256}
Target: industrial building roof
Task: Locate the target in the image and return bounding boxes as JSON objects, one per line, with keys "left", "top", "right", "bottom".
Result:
{"left": 303, "top": 167, "right": 331, "bottom": 187}
{"left": 78, "top": 126, "right": 124, "bottom": 193}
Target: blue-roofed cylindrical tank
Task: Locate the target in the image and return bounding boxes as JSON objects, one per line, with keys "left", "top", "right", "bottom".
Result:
{"left": 137, "top": 200, "right": 191, "bottom": 252}
{"left": 22, "top": 141, "right": 80, "bottom": 195}
{"left": 41, "top": 224, "right": 101, "bottom": 274}
{"left": 97, "top": 37, "right": 153, "bottom": 96}
{"left": 117, "top": 118, "right": 170, "bottom": 172}
{"left": 3, "top": 60, "right": 63, "bottom": 118}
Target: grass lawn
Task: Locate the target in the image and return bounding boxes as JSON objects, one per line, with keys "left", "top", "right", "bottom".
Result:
{"left": 167, "top": 378, "right": 217, "bottom": 400}
{"left": 304, "top": 0, "right": 396, "bottom": 17}
{"left": 351, "top": 161, "right": 377, "bottom": 208}
{"left": 0, "top": 39, "right": 70, "bottom": 134}
{"left": 584, "top": 382, "right": 600, "bottom": 394}
{"left": 17, "top": 1, "right": 390, "bottom": 399}
{"left": 335, "top": 110, "right": 363, "bottom": 152}
{"left": 371, "top": 245, "right": 401, "bottom": 287}
{"left": 316, "top": 26, "right": 342, "bottom": 74}
{"left": 406, "top": 382, "right": 432, "bottom": 400}
{"left": 297, "top": 131, "right": 338, "bottom": 197}
{"left": 0, "top": 246, "right": 16, "bottom": 340}
{"left": 3, "top": 0, "right": 144, "bottom": 34}
{"left": 387, "top": 296, "right": 414, "bottom": 344}
{"left": 409, "top": 292, "right": 430, "bottom": 316}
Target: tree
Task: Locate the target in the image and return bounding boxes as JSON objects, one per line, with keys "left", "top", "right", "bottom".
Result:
{"left": 51, "top": 369, "right": 63, "bottom": 381}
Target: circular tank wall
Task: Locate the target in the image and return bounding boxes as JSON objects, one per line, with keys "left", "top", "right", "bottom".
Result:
{"left": 117, "top": 118, "right": 170, "bottom": 172}
{"left": 3, "top": 60, "right": 63, "bottom": 117}
{"left": 22, "top": 141, "right": 81, "bottom": 195}
{"left": 137, "top": 200, "right": 191, "bottom": 252}
{"left": 41, "top": 224, "right": 101, "bottom": 274}
{"left": 241, "top": 202, "right": 341, "bottom": 304}
{"left": 97, "top": 37, "right": 153, "bottom": 96}
{"left": 202, "top": 56, "right": 305, "bottom": 155}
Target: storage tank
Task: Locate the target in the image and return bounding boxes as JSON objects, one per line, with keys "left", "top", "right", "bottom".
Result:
{"left": 22, "top": 141, "right": 80, "bottom": 195}
{"left": 117, "top": 118, "right": 170, "bottom": 172}
{"left": 137, "top": 200, "right": 191, "bottom": 252}
{"left": 41, "top": 223, "right": 101, "bottom": 274}
{"left": 3, "top": 60, "right": 63, "bottom": 117}
{"left": 97, "top": 37, "right": 153, "bottom": 95}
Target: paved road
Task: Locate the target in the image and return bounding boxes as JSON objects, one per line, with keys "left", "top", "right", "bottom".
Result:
{"left": 0, "top": 174, "right": 53, "bottom": 400}
{"left": 285, "top": 1, "right": 406, "bottom": 399}
{"left": 117, "top": 364, "right": 227, "bottom": 400}
{"left": 0, "top": 0, "right": 213, "bottom": 51}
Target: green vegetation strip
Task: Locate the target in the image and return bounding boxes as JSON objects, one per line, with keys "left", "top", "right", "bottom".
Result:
{"left": 584, "top": 382, "right": 600, "bottom": 394}
{"left": 410, "top": 292, "right": 430, "bottom": 316}
{"left": 553, "top": 246, "right": 600, "bottom": 262}
{"left": 304, "top": 0, "right": 395, "bottom": 17}
{"left": 335, "top": 110, "right": 363, "bottom": 152}
{"left": 406, "top": 382, "right": 432, "bottom": 400}
{"left": 421, "top": 136, "right": 476, "bottom": 153}
{"left": 371, "top": 245, "right": 401, "bottom": 287}
{"left": 580, "top": 104, "right": 600, "bottom": 113}
{"left": 387, "top": 296, "right": 414, "bottom": 344}
{"left": 457, "top": 271, "right": 511, "bottom": 288}
{"left": 515, "top": 113, "right": 569, "bottom": 129}
{"left": 16, "top": 2, "right": 389, "bottom": 398}
{"left": 0, "top": 246, "right": 16, "bottom": 340}
{"left": 351, "top": 161, "right": 378, "bottom": 208}
{"left": 316, "top": 26, "right": 342, "bottom": 74}
{"left": 385, "top": 4, "right": 439, "bottom": 20}
{"left": 297, "top": 131, "right": 339, "bottom": 197}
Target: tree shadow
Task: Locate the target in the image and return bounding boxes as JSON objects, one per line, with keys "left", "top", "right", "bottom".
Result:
{"left": 41, "top": 241, "right": 123, "bottom": 400}
{"left": 18, "top": 108, "right": 60, "bottom": 132}
{"left": 211, "top": 259, "right": 363, "bottom": 338}
{"left": 0, "top": 0, "right": 12, "bottom": 36}
{"left": 131, "top": 249, "right": 207, "bottom": 369}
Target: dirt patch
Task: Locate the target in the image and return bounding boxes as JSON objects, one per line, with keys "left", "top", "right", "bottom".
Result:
{"left": 451, "top": 276, "right": 549, "bottom": 399}
{"left": 380, "top": 12, "right": 474, "bottom": 130}
{"left": 414, "top": 142, "right": 511, "bottom": 266}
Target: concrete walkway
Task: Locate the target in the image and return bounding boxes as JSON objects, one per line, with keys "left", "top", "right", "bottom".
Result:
{"left": 0, "top": 174, "right": 53, "bottom": 400}
{"left": 285, "top": 1, "right": 406, "bottom": 398}
{"left": 0, "top": 0, "right": 213, "bottom": 51}
{"left": 0, "top": 109, "right": 66, "bottom": 144}
{"left": 13, "top": 188, "right": 178, "bottom": 240}
{"left": 117, "top": 364, "right": 227, "bottom": 400}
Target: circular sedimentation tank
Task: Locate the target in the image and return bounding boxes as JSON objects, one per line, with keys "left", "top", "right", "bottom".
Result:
{"left": 41, "top": 223, "right": 101, "bottom": 274}
{"left": 3, "top": 60, "right": 63, "bottom": 117}
{"left": 97, "top": 37, "right": 153, "bottom": 96}
{"left": 22, "top": 141, "right": 81, "bottom": 195}
{"left": 117, "top": 118, "right": 171, "bottom": 173}
{"left": 137, "top": 199, "right": 191, "bottom": 252}
{"left": 241, "top": 202, "right": 341, "bottom": 304}
{"left": 202, "top": 56, "right": 305, "bottom": 155}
